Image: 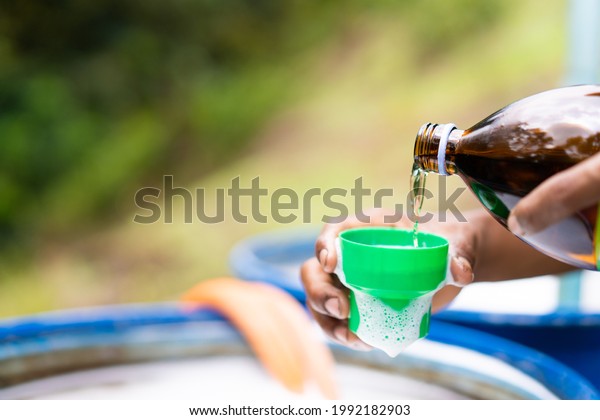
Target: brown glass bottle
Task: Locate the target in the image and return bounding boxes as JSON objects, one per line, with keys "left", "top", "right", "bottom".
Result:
{"left": 414, "top": 85, "right": 600, "bottom": 270}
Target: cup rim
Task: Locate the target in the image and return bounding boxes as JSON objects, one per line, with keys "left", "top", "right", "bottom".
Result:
{"left": 338, "top": 227, "right": 448, "bottom": 250}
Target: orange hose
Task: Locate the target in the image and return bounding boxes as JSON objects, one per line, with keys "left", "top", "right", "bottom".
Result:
{"left": 182, "top": 277, "right": 337, "bottom": 397}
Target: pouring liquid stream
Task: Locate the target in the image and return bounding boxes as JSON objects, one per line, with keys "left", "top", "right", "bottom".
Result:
{"left": 410, "top": 162, "right": 427, "bottom": 247}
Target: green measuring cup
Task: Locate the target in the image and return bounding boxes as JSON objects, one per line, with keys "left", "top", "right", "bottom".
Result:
{"left": 335, "top": 227, "right": 449, "bottom": 351}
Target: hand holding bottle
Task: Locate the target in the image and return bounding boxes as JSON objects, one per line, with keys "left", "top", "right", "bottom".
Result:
{"left": 414, "top": 85, "right": 600, "bottom": 269}
{"left": 508, "top": 151, "right": 600, "bottom": 237}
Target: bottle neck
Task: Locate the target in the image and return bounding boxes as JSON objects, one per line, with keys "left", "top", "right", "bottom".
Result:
{"left": 413, "top": 123, "right": 463, "bottom": 175}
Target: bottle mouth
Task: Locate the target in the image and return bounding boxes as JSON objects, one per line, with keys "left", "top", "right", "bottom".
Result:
{"left": 414, "top": 123, "right": 440, "bottom": 173}
{"left": 413, "top": 123, "right": 456, "bottom": 175}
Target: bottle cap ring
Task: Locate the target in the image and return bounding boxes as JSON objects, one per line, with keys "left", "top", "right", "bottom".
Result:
{"left": 437, "top": 123, "right": 457, "bottom": 176}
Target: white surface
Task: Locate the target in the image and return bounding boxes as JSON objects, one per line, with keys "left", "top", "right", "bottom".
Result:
{"left": 446, "top": 276, "right": 561, "bottom": 315}
{"left": 579, "top": 270, "right": 600, "bottom": 313}
{"left": 447, "top": 271, "right": 600, "bottom": 315}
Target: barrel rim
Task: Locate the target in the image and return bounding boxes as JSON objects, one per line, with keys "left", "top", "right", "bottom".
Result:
{"left": 0, "top": 302, "right": 597, "bottom": 400}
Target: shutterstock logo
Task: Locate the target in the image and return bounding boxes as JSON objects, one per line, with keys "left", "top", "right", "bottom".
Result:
{"left": 133, "top": 175, "right": 467, "bottom": 224}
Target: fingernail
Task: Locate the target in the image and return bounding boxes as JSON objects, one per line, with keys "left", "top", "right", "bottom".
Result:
{"left": 319, "top": 249, "right": 329, "bottom": 269}
{"left": 508, "top": 215, "right": 526, "bottom": 236}
{"left": 324, "top": 297, "right": 341, "bottom": 319}
{"left": 455, "top": 256, "right": 470, "bottom": 272}
{"left": 453, "top": 256, "right": 473, "bottom": 286}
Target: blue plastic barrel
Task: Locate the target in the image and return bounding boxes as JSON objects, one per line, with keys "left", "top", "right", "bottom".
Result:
{"left": 0, "top": 303, "right": 597, "bottom": 399}
{"left": 229, "top": 228, "right": 600, "bottom": 391}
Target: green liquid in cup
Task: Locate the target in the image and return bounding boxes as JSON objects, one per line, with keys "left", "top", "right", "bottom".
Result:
{"left": 336, "top": 227, "right": 449, "bottom": 356}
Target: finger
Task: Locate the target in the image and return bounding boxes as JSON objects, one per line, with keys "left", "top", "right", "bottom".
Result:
{"left": 448, "top": 237, "right": 477, "bottom": 286}
{"left": 306, "top": 306, "right": 343, "bottom": 342}
{"left": 301, "top": 258, "right": 349, "bottom": 319}
{"left": 508, "top": 152, "right": 600, "bottom": 235}
{"left": 315, "top": 208, "right": 401, "bottom": 273}
{"left": 308, "top": 309, "right": 372, "bottom": 351}
{"left": 315, "top": 222, "right": 349, "bottom": 274}
{"left": 332, "top": 323, "right": 373, "bottom": 351}
{"left": 449, "top": 255, "right": 475, "bottom": 286}
{"left": 432, "top": 248, "right": 473, "bottom": 312}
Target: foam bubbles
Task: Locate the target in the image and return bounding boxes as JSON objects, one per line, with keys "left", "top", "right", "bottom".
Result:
{"left": 350, "top": 287, "right": 433, "bottom": 357}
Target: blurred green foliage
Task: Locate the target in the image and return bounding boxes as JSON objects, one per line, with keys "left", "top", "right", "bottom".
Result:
{"left": 0, "top": 0, "right": 505, "bottom": 246}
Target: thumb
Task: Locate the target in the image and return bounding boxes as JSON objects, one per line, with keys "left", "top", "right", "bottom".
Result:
{"left": 432, "top": 249, "right": 474, "bottom": 312}
{"left": 448, "top": 248, "right": 476, "bottom": 287}
{"left": 508, "top": 152, "right": 600, "bottom": 236}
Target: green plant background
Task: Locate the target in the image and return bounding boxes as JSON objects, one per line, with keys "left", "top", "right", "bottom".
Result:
{"left": 0, "top": 0, "right": 565, "bottom": 316}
